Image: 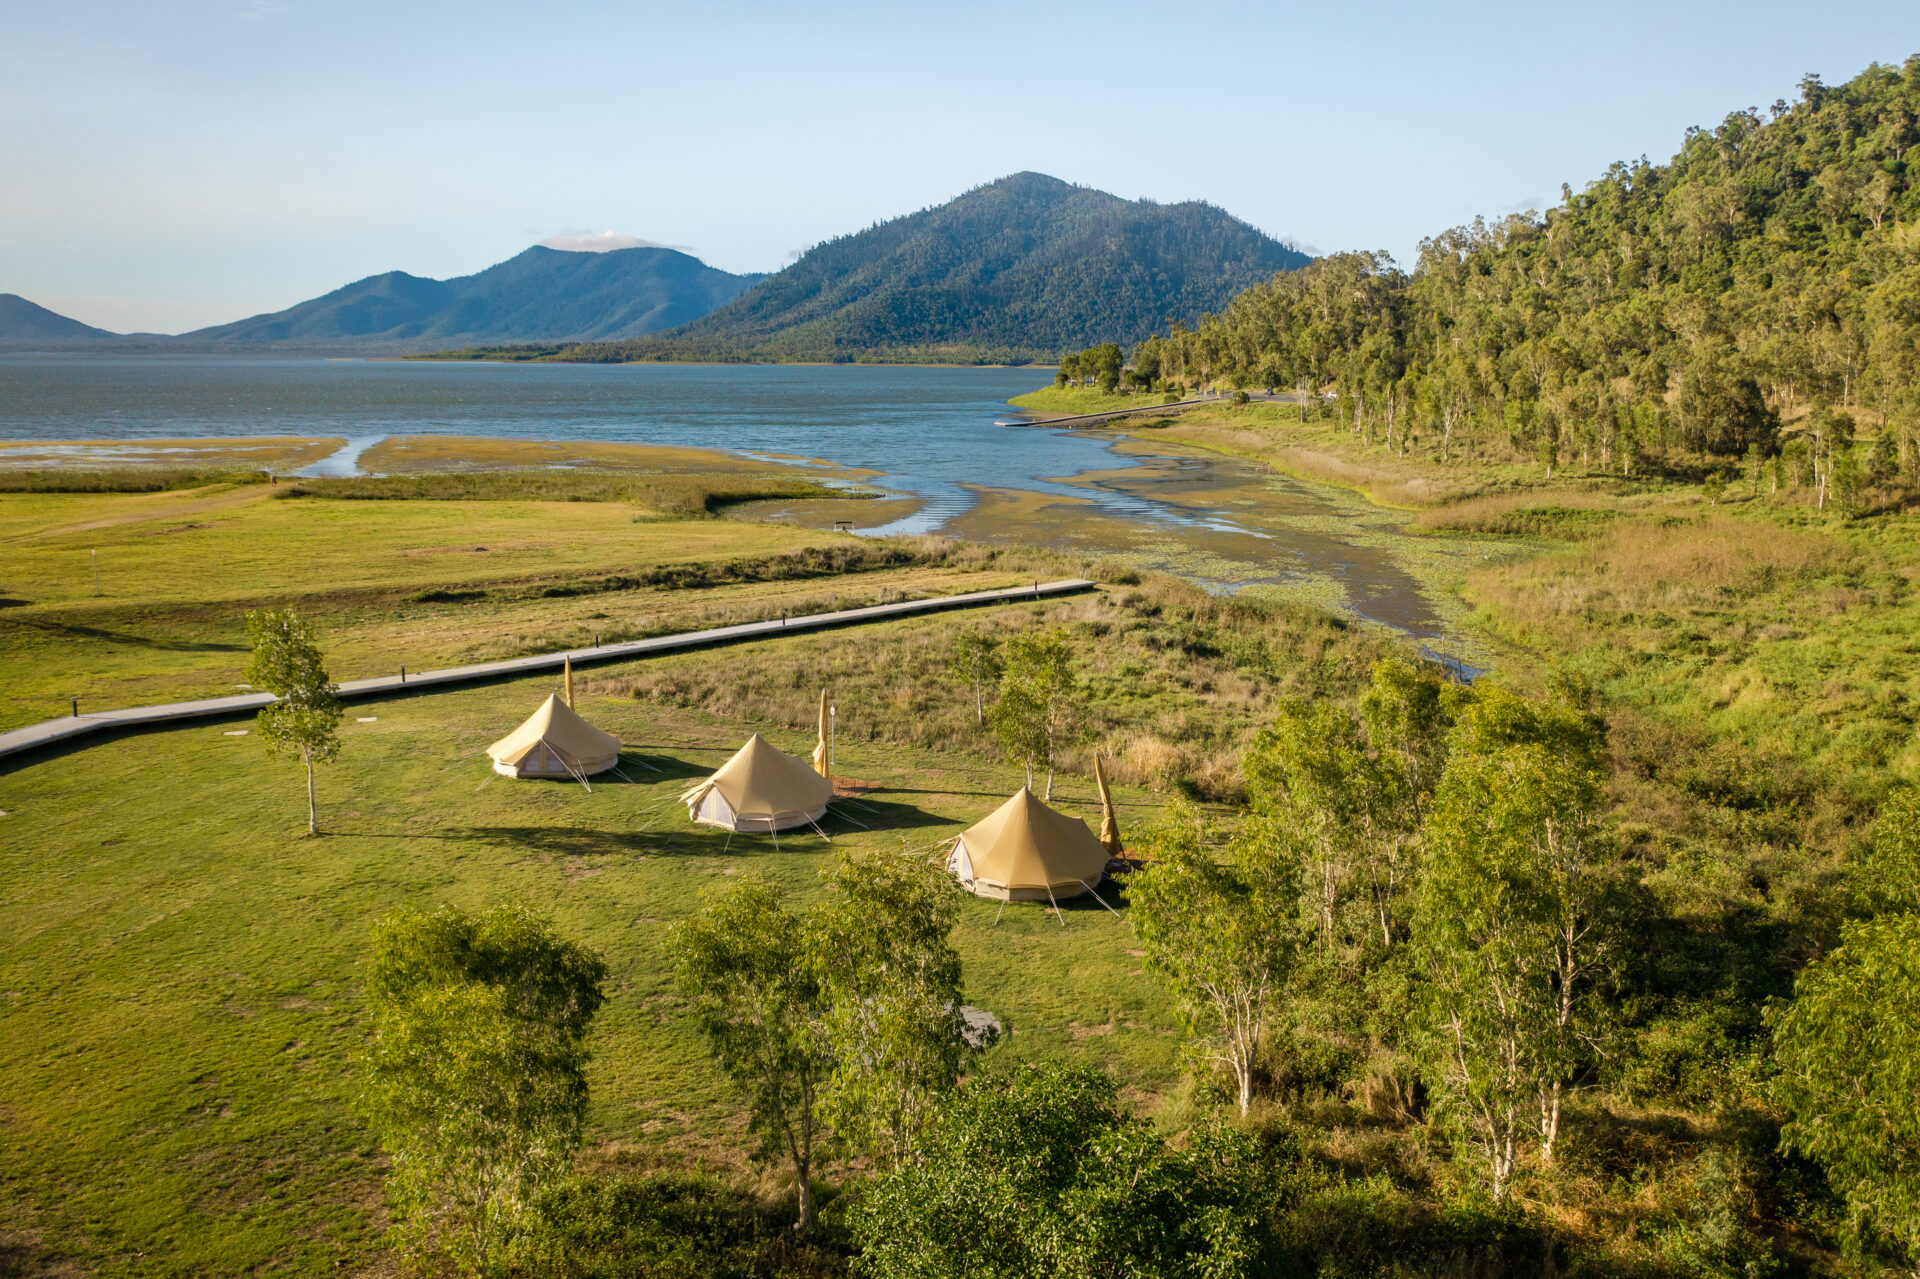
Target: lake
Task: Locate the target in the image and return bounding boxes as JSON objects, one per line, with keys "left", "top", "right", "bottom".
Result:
{"left": 0, "top": 355, "right": 1491, "bottom": 649}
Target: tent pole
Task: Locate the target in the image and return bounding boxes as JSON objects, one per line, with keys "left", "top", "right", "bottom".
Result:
{"left": 830, "top": 805, "right": 871, "bottom": 831}
{"left": 1079, "top": 880, "right": 1124, "bottom": 918}
{"left": 723, "top": 830, "right": 734, "bottom": 855}
{"left": 1045, "top": 882, "right": 1066, "bottom": 928}
{"left": 994, "top": 899, "right": 1007, "bottom": 926}
{"left": 769, "top": 823, "right": 781, "bottom": 853}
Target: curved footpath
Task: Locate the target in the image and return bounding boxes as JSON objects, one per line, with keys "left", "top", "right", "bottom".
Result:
{"left": 0, "top": 578, "right": 1097, "bottom": 764}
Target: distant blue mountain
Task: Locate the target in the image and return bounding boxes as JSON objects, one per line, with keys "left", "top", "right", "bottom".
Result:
{"left": 181, "top": 246, "right": 765, "bottom": 346}
{"left": 0, "top": 293, "right": 120, "bottom": 341}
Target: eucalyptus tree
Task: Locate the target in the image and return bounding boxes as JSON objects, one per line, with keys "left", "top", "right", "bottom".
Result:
{"left": 849, "top": 1064, "right": 1273, "bottom": 1279}
{"left": 244, "top": 608, "right": 343, "bottom": 835}
{"left": 988, "top": 629, "right": 1081, "bottom": 800}
{"left": 1411, "top": 689, "right": 1616, "bottom": 1197}
{"left": 1770, "top": 788, "right": 1920, "bottom": 1266}
{"left": 947, "top": 625, "right": 1003, "bottom": 727}
{"left": 811, "top": 850, "right": 973, "bottom": 1165}
{"left": 358, "top": 904, "right": 607, "bottom": 1275}
{"left": 1128, "top": 801, "right": 1302, "bottom": 1117}
{"left": 672, "top": 878, "right": 833, "bottom": 1227}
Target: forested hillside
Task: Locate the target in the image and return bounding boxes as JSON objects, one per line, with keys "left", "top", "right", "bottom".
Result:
{"left": 1140, "top": 59, "right": 1920, "bottom": 478}
{"left": 548, "top": 173, "right": 1308, "bottom": 364}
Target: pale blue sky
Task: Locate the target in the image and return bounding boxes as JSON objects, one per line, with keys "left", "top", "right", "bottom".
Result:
{"left": 4, "top": 0, "right": 1914, "bottom": 333}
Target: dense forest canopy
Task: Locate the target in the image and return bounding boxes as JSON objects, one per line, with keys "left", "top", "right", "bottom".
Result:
{"left": 1139, "top": 58, "right": 1920, "bottom": 476}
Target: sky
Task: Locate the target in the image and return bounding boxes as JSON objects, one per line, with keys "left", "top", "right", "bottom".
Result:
{"left": 3, "top": 0, "right": 1916, "bottom": 334}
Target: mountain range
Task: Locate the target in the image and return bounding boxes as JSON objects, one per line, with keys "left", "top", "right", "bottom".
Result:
{"left": 0, "top": 293, "right": 120, "bottom": 341}
{"left": 184, "top": 246, "right": 764, "bottom": 346}
{"left": 1, "top": 174, "right": 1307, "bottom": 360}
{"left": 576, "top": 173, "right": 1308, "bottom": 362}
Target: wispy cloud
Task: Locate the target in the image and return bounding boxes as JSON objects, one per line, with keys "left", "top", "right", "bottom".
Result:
{"left": 237, "top": 0, "right": 284, "bottom": 20}
{"left": 538, "top": 230, "right": 693, "bottom": 254}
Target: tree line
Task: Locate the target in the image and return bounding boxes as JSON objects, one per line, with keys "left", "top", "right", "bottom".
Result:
{"left": 1129, "top": 58, "right": 1920, "bottom": 484}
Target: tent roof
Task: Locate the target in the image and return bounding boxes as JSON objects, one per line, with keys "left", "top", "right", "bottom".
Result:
{"left": 682, "top": 733, "right": 832, "bottom": 817}
{"left": 487, "top": 693, "right": 621, "bottom": 765}
{"left": 957, "top": 787, "right": 1109, "bottom": 891}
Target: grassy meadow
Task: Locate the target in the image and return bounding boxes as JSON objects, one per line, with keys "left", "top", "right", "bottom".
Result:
{"left": 0, "top": 453, "right": 1416, "bottom": 1275}
{"left": 0, "top": 674, "right": 1178, "bottom": 1276}
{"left": 9, "top": 416, "right": 1920, "bottom": 1275}
{"left": 0, "top": 470, "right": 991, "bottom": 734}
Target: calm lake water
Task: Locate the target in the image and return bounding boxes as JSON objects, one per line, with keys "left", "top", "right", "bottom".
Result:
{"left": 0, "top": 356, "right": 1103, "bottom": 529}
{"left": 0, "top": 355, "right": 1478, "bottom": 644}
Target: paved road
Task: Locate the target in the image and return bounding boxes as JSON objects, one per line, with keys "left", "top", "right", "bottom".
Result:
{"left": 0, "top": 578, "right": 1098, "bottom": 763}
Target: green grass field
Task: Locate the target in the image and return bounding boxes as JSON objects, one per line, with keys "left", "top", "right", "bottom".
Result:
{"left": 0, "top": 480, "right": 1027, "bottom": 733}
{"left": 15, "top": 429, "right": 1915, "bottom": 1276}
{"left": 0, "top": 665, "right": 1179, "bottom": 1275}
{"left": 2, "top": 466, "right": 1340, "bottom": 1275}
{"left": 1008, "top": 386, "right": 1170, "bottom": 416}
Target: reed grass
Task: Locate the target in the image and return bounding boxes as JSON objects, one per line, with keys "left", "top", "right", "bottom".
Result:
{"left": 0, "top": 467, "right": 274, "bottom": 493}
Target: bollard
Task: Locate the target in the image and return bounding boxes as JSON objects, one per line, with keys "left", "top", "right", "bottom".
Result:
{"left": 72, "top": 697, "right": 78, "bottom": 718}
{"left": 400, "top": 665, "right": 406, "bottom": 683}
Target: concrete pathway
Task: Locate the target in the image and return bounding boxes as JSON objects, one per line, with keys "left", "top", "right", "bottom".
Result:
{"left": 0, "top": 577, "right": 1097, "bottom": 762}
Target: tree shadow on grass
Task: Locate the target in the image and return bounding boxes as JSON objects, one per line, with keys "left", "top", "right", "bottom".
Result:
{"left": 612, "top": 751, "right": 707, "bottom": 783}
{"left": 452, "top": 824, "right": 736, "bottom": 859}
{"left": 8, "top": 617, "right": 245, "bottom": 652}
{"left": 828, "top": 796, "right": 952, "bottom": 834}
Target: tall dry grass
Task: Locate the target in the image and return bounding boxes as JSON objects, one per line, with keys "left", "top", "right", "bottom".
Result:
{"left": 589, "top": 568, "right": 1397, "bottom": 801}
{"left": 1471, "top": 514, "right": 1857, "bottom": 653}
{"left": 274, "top": 469, "right": 848, "bottom": 516}
{"left": 1413, "top": 491, "right": 1630, "bottom": 538}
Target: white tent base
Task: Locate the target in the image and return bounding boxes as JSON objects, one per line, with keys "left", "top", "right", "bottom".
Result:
{"left": 955, "top": 879, "right": 1094, "bottom": 903}
{"left": 948, "top": 837, "right": 1094, "bottom": 902}
{"left": 688, "top": 788, "right": 827, "bottom": 833}
{"left": 492, "top": 743, "right": 618, "bottom": 780}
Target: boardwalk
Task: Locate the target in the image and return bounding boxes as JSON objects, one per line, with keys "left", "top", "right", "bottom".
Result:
{"left": 0, "top": 577, "right": 1098, "bottom": 762}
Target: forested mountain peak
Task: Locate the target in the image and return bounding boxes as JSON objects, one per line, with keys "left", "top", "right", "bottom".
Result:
{"left": 1143, "top": 56, "right": 1920, "bottom": 473}
{"left": 580, "top": 172, "right": 1308, "bottom": 363}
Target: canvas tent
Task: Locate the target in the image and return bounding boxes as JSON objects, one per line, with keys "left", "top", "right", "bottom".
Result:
{"left": 682, "top": 733, "right": 834, "bottom": 833}
{"left": 487, "top": 693, "right": 622, "bottom": 782}
{"left": 947, "top": 787, "right": 1112, "bottom": 903}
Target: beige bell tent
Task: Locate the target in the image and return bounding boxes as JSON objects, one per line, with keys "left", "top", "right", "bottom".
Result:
{"left": 487, "top": 693, "right": 622, "bottom": 783}
{"left": 947, "top": 787, "right": 1112, "bottom": 905}
{"left": 682, "top": 734, "right": 834, "bottom": 833}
